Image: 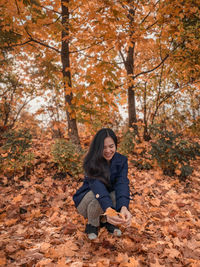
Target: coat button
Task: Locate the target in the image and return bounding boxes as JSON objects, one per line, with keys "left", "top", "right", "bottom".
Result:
{"left": 96, "top": 194, "right": 100, "bottom": 199}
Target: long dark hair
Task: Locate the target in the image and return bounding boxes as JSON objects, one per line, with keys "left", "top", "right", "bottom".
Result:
{"left": 83, "top": 128, "right": 117, "bottom": 185}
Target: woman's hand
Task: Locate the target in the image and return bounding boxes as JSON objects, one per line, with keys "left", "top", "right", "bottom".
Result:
{"left": 105, "top": 206, "right": 132, "bottom": 227}
{"left": 120, "top": 206, "right": 132, "bottom": 227}
{"left": 106, "top": 214, "right": 125, "bottom": 226}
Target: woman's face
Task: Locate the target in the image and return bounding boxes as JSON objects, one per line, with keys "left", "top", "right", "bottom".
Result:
{"left": 103, "top": 136, "right": 116, "bottom": 161}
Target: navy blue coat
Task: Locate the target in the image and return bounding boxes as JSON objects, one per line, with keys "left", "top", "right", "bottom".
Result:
{"left": 73, "top": 152, "right": 130, "bottom": 212}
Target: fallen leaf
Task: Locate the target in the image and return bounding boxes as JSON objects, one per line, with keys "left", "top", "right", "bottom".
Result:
{"left": 104, "top": 207, "right": 125, "bottom": 219}
{"left": 124, "top": 257, "right": 139, "bottom": 267}
{"left": 70, "top": 262, "right": 83, "bottom": 267}
{"left": 5, "top": 218, "right": 18, "bottom": 226}
{"left": 39, "top": 242, "right": 51, "bottom": 253}
{"left": 62, "top": 222, "right": 77, "bottom": 234}
{"left": 0, "top": 255, "right": 6, "bottom": 265}
{"left": 12, "top": 195, "right": 22, "bottom": 203}
{"left": 164, "top": 248, "right": 180, "bottom": 258}
{"left": 36, "top": 258, "right": 52, "bottom": 266}
{"left": 150, "top": 258, "right": 165, "bottom": 267}
{"left": 104, "top": 207, "right": 118, "bottom": 217}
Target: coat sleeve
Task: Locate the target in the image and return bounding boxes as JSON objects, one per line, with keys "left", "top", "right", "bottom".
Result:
{"left": 114, "top": 157, "right": 130, "bottom": 211}
{"left": 87, "top": 179, "right": 114, "bottom": 212}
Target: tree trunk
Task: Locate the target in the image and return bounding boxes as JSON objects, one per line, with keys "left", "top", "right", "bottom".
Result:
{"left": 61, "top": 0, "right": 80, "bottom": 146}
{"left": 143, "top": 82, "right": 151, "bottom": 141}
{"left": 126, "top": 46, "right": 137, "bottom": 129}
{"left": 125, "top": 2, "right": 138, "bottom": 135}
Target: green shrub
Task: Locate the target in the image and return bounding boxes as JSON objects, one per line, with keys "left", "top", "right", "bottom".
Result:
{"left": 149, "top": 124, "right": 200, "bottom": 180}
{"left": 188, "top": 117, "right": 200, "bottom": 137}
{"left": 118, "top": 129, "right": 136, "bottom": 156}
{"left": 51, "top": 139, "right": 84, "bottom": 177}
{"left": 0, "top": 129, "right": 34, "bottom": 175}
{"left": 131, "top": 159, "right": 152, "bottom": 171}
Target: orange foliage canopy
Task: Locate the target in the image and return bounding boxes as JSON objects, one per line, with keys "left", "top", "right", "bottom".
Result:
{"left": 1, "top": 0, "right": 199, "bottom": 134}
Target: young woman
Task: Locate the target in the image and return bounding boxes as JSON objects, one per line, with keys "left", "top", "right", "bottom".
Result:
{"left": 73, "top": 128, "right": 132, "bottom": 240}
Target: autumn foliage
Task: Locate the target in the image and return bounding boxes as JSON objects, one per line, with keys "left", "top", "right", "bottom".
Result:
{"left": 0, "top": 134, "right": 200, "bottom": 266}
{"left": 1, "top": 0, "right": 200, "bottom": 265}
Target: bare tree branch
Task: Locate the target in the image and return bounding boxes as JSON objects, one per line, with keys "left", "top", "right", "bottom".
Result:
{"left": 133, "top": 54, "right": 169, "bottom": 79}
{"left": 145, "top": 20, "right": 158, "bottom": 31}
{"left": 39, "top": 5, "right": 61, "bottom": 15}
{"left": 151, "top": 63, "right": 164, "bottom": 124}
{"left": 12, "top": 97, "right": 34, "bottom": 127}
{"left": 119, "top": 49, "right": 126, "bottom": 65}
{"left": 140, "top": 0, "right": 160, "bottom": 25}
{"left": 43, "top": 15, "right": 62, "bottom": 26}
{"left": 75, "top": 49, "right": 123, "bottom": 65}
{"left": 69, "top": 40, "right": 109, "bottom": 54}
{"left": 14, "top": 0, "right": 20, "bottom": 15}
{"left": 1, "top": 40, "right": 32, "bottom": 49}
{"left": 29, "top": 38, "right": 61, "bottom": 53}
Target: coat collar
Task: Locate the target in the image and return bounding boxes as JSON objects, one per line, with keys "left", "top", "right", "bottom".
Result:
{"left": 110, "top": 152, "right": 121, "bottom": 167}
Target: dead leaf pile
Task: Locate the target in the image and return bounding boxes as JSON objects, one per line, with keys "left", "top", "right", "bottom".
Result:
{"left": 0, "top": 138, "right": 200, "bottom": 266}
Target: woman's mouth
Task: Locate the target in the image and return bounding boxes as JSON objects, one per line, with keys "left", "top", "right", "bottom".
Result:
{"left": 105, "top": 153, "right": 112, "bottom": 158}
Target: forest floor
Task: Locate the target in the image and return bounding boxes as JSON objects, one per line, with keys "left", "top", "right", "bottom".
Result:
{"left": 0, "top": 138, "right": 200, "bottom": 267}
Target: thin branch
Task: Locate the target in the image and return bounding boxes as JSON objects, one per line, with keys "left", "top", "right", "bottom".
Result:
{"left": 140, "top": 0, "right": 160, "bottom": 25}
{"left": 2, "top": 38, "right": 61, "bottom": 53}
{"left": 39, "top": 5, "right": 61, "bottom": 15}
{"left": 70, "top": 42, "right": 123, "bottom": 64}
{"left": 154, "top": 80, "right": 200, "bottom": 115}
{"left": 12, "top": 1, "right": 61, "bottom": 53}
{"left": 0, "top": 28, "right": 22, "bottom": 37}
{"left": 0, "top": 88, "right": 10, "bottom": 98}
{"left": 133, "top": 54, "right": 169, "bottom": 79}
{"left": 140, "top": 11, "right": 151, "bottom": 25}
{"left": 70, "top": 4, "right": 83, "bottom": 14}
{"left": 2, "top": 39, "right": 32, "bottom": 49}
{"left": 151, "top": 64, "right": 164, "bottom": 124}
{"left": 3, "top": 79, "right": 19, "bottom": 126}
{"left": 158, "top": 88, "right": 180, "bottom": 108}
{"left": 119, "top": 49, "right": 126, "bottom": 65}
{"left": 25, "top": 29, "right": 61, "bottom": 53}
{"left": 76, "top": 50, "right": 123, "bottom": 65}
{"left": 14, "top": 0, "right": 20, "bottom": 15}
{"left": 30, "top": 38, "right": 61, "bottom": 53}
{"left": 69, "top": 40, "right": 108, "bottom": 54}
{"left": 103, "top": 46, "right": 115, "bottom": 55}
{"left": 139, "top": 0, "right": 160, "bottom": 31}
{"left": 43, "top": 15, "right": 62, "bottom": 26}
{"left": 12, "top": 97, "right": 34, "bottom": 127}
{"left": 145, "top": 20, "right": 158, "bottom": 31}
{"left": 158, "top": 26, "right": 164, "bottom": 60}
{"left": 133, "top": 40, "right": 183, "bottom": 79}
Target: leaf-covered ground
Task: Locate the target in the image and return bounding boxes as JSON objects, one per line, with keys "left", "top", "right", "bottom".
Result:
{"left": 0, "top": 139, "right": 200, "bottom": 267}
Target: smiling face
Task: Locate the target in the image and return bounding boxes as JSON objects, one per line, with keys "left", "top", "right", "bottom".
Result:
{"left": 103, "top": 136, "right": 116, "bottom": 162}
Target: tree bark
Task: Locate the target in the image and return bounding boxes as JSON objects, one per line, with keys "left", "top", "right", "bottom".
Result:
{"left": 61, "top": 0, "right": 80, "bottom": 146}
{"left": 126, "top": 45, "right": 137, "bottom": 129}
{"left": 125, "top": 2, "right": 138, "bottom": 135}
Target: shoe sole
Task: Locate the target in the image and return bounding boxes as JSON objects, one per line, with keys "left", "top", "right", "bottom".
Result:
{"left": 88, "top": 233, "right": 98, "bottom": 240}
{"left": 113, "top": 229, "right": 122, "bottom": 237}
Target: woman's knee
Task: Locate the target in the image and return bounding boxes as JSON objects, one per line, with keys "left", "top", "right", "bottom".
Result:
{"left": 87, "top": 198, "right": 103, "bottom": 215}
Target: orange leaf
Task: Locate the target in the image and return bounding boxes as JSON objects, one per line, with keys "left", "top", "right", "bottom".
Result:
{"left": 5, "top": 218, "right": 18, "bottom": 226}
{"left": 12, "top": 195, "right": 22, "bottom": 203}
{"left": 104, "top": 207, "right": 125, "bottom": 220}
{"left": 104, "top": 207, "right": 118, "bottom": 217}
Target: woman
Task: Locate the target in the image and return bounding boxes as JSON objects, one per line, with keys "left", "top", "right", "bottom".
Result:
{"left": 73, "top": 128, "right": 132, "bottom": 240}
